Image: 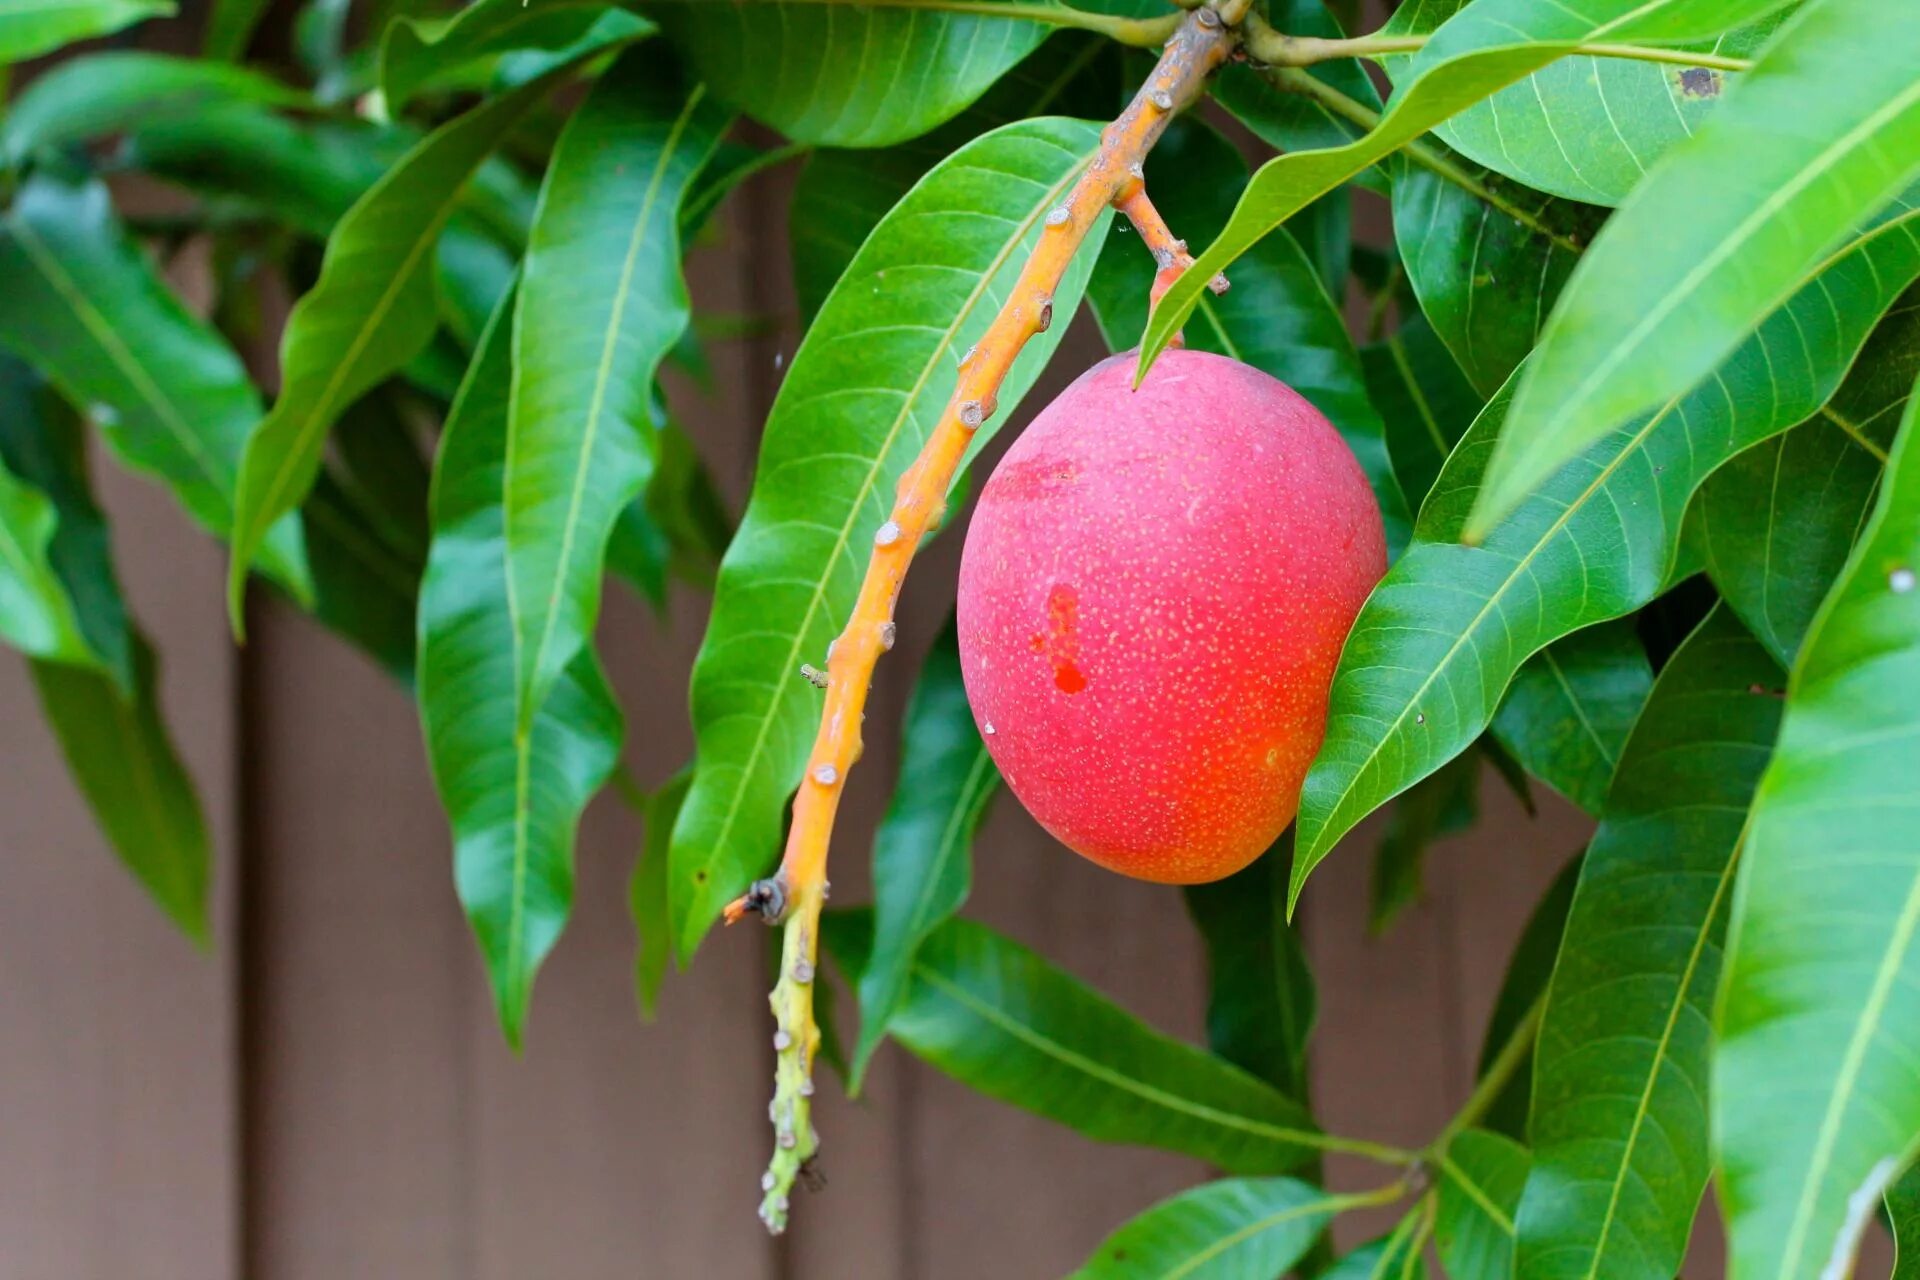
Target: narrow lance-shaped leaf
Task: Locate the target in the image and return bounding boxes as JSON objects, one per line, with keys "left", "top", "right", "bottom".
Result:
{"left": 1475, "top": 854, "right": 1581, "bottom": 1140}
{"left": 1490, "top": 618, "right": 1653, "bottom": 817}
{"left": 654, "top": 0, "right": 1046, "bottom": 148}
{"left": 671, "top": 117, "right": 1112, "bottom": 958}
{"left": 1184, "top": 839, "right": 1316, "bottom": 1100}
{"left": 1436, "top": 1129, "right": 1528, "bottom": 1280}
{"left": 0, "top": 427, "right": 100, "bottom": 670}
{"left": 0, "top": 52, "right": 304, "bottom": 166}
{"left": 202, "top": 0, "right": 269, "bottom": 60}
{"left": 1290, "top": 192, "right": 1920, "bottom": 901}
{"left": 1139, "top": 0, "right": 1792, "bottom": 377}
{"left": 1694, "top": 296, "right": 1920, "bottom": 667}
{"left": 417, "top": 288, "right": 623, "bottom": 1047}
{"left": 1362, "top": 311, "right": 1482, "bottom": 515}
{"left": 1517, "top": 605, "right": 1783, "bottom": 1280}
{"left": 1071, "top": 1178, "right": 1343, "bottom": 1280}
{"left": 1313, "top": 1228, "right": 1430, "bottom": 1280}
{"left": 851, "top": 618, "right": 999, "bottom": 1091}
{"left": 506, "top": 46, "right": 728, "bottom": 732}
{"left": 227, "top": 61, "right": 589, "bottom": 633}
{"left": 0, "top": 362, "right": 208, "bottom": 940}
{"left": 1087, "top": 117, "right": 1409, "bottom": 555}
{"left": 0, "top": 174, "right": 310, "bottom": 598}
{"left": 1715, "top": 373, "right": 1920, "bottom": 1280}
{"left": 0, "top": 0, "right": 168, "bottom": 64}
{"left": 1382, "top": 0, "right": 1791, "bottom": 207}
{"left": 877, "top": 917, "right": 1325, "bottom": 1174}
{"left": 380, "top": 0, "right": 653, "bottom": 112}
{"left": 1468, "top": 0, "right": 1920, "bottom": 538}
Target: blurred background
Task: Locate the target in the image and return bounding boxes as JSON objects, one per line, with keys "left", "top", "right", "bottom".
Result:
{"left": 0, "top": 2, "right": 1616, "bottom": 1277}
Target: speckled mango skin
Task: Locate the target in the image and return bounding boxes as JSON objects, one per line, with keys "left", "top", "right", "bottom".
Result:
{"left": 955, "top": 349, "right": 1387, "bottom": 884}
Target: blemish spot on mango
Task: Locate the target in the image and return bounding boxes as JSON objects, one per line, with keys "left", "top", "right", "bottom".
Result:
{"left": 1044, "top": 583, "right": 1087, "bottom": 694}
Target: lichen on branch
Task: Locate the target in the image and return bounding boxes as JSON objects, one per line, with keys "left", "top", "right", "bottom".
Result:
{"left": 721, "top": 0, "right": 1251, "bottom": 1234}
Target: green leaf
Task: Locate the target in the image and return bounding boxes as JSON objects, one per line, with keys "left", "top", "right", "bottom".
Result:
{"left": 0, "top": 0, "right": 169, "bottom": 64}
{"left": 1086, "top": 117, "right": 1410, "bottom": 556}
{"left": 1694, "top": 297, "right": 1920, "bottom": 668}
{"left": 31, "top": 637, "right": 211, "bottom": 942}
{"left": 1382, "top": 1, "right": 1791, "bottom": 207}
{"left": 1715, "top": 372, "right": 1920, "bottom": 1280}
{"left": 671, "top": 117, "right": 1110, "bottom": 958}
{"left": 1312, "top": 1228, "right": 1429, "bottom": 1280}
{"left": 1362, "top": 313, "right": 1482, "bottom": 516}
{"left": 0, "top": 174, "right": 311, "bottom": 598}
{"left": 0, "top": 52, "right": 304, "bottom": 166}
{"left": 1389, "top": 151, "right": 1603, "bottom": 399}
{"left": 1468, "top": 0, "right": 1920, "bottom": 539}
{"left": 1184, "top": 838, "right": 1317, "bottom": 1100}
{"left": 1140, "top": 0, "right": 1793, "bottom": 377}
{"left": 1289, "top": 192, "right": 1920, "bottom": 903}
{"left": 655, "top": 0, "right": 1046, "bottom": 148}
{"left": 227, "top": 65, "right": 582, "bottom": 633}
{"left": 1369, "top": 751, "right": 1477, "bottom": 934}
{"left": 888, "top": 918, "right": 1324, "bottom": 1173}
{"left": 851, "top": 618, "right": 998, "bottom": 1090}
{"left": 1476, "top": 854, "right": 1581, "bottom": 1140}
{"left": 1491, "top": 619, "right": 1653, "bottom": 816}
{"left": 505, "top": 47, "right": 726, "bottom": 734}
{"left": 0, "top": 402, "right": 100, "bottom": 669}
{"left": 1890, "top": 1166, "right": 1920, "bottom": 1280}
{"left": 203, "top": 0, "right": 270, "bottom": 60}
{"left": 380, "top": 0, "right": 653, "bottom": 113}
{"left": 1517, "top": 604, "right": 1782, "bottom": 1280}
{"left": 630, "top": 769, "right": 688, "bottom": 1020}
{"left": 1436, "top": 1129, "right": 1528, "bottom": 1280}
{"left": 787, "top": 30, "right": 1118, "bottom": 324}
{"left": 1071, "top": 1178, "right": 1341, "bottom": 1280}
{"left": 417, "top": 288, "right": 623, "bottom": 1047}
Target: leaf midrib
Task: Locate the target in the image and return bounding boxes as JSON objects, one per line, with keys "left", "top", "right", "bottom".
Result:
{"left": 912, "top": 964, "right": 1320, "bottom": 1151}
{"left": 691, "top": 142, "right": 1091, "bottom": 897}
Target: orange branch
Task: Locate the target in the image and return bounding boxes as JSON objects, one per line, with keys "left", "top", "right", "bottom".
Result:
{"left": 729, "top": 0, "right": 1246, "bottom": 1234}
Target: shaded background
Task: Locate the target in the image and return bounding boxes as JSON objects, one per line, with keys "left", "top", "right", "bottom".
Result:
{"left": 0, "top": 4, "right": 1700, "bottom": 1278}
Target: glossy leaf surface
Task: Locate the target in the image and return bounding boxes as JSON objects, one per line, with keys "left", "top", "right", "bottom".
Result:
{"left": 0, "top": 52, "right": 302, "bottom": 164}
{"left": 1185, "top": 841, "right": 1316, "bottom": 1100}
{"left": 380, "top": 0, "right": 652, "bottom": 110}
{"left": 672, "top": 117, "right": 1109, "bottom": 957}
{"left": 0, "top": 0, "right": 168, "bottom": 63}
{"left": 1491, "top": 619, "right": 1652, "bottom": 816}
{"left": 1715, "top": 375, "right": 1920, "bottom": 1279}
{"left": 1363, "top": 312, "right": 1482, "bottom": 516}
{"left": 1071, "top": 1178, "right": 1339, "bottom": 1280}
{"left": 1436, "top": 1129, "right": 1527, "bottom": 1280}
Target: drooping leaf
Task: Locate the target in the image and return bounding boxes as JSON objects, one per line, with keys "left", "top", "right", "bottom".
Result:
{"left": 1071, "top": 1178, "right": 1340, "bottom": 1280}
{"left": 1389, "top": 151, "right": 1603, "bottom": 398}
{"left": 1436, "top": 1129, "right": 1528, "bottom": 1280}
{"left": 1140, "top": 0, "right": 1794, "bottom": 377}
{"left": 1369, "top": 751, "right": 1477, "bottom": 934}
{"left": 0, "top": 174, "right": 311, "bottom": 597}
{"left": 0, "top": 398, "right": 101, "bottom": 670}
{"left": 1363, "top": 312, "right": 1483, "bottom": 517}
{"left": 31, "top": 638, "right": 211, "bottom": 942}
{"left": 672, "top": 117, "right": 1111, "bottom": 958}
{"left": 654, "top": 0, "right": 1047, "bottom": 148}
{"left": 417, "top": 288, "right": 623, "bottom": 1047}
{"left": 1715, "top": 373, "right": 1920, "bottom": 1280}
{"left": 851, "top": 619, "right": 999, "bottom": 1091}
{"left": 1468, "top": 0, "right": 1920, "bottom": 538}
{"left": 0, "top": 52, "right": 303, "bottom": 165}
{"left": 630, "top": 770, "right": 689, "bottom": 1021}
{"left": 1491, "top": 618, "right": 1653, "bottom": 816}
{"left": 1290, "top": 192, "right": 1920, "bottom": 901}
{"left": 1086, "top": 116, "right": 1410, "bottom": 555}
{"left": 1476, "top": 853, "right": 1582, "bottom": 1140}
{"left": 1382, "top": 0, "right": 1791, "bottom": 206}
{"left": 787, "top": 30, "right": 1119, "bottom": 324}
{"left": 227, "top": 63, "right": 589, "bottom": 632}
{"left": 1694, "top": 296, "right": 1920, "bottom": 667}
{"left": 885, "top": 918, "right": 1324, "bottom": 1174}
{"left": 1517, "top": 605, "right": 1782, "bottom": 1280}
{"left": 505, "top": 47, "right": 727, "bottom": 734}
{"left": 380, "top": 0, "right": 653, "bottom": 112}
{"left": 0, "top": 0, "right": 169, "bottom": 64}
{"left": 1184, "top": 838, "right": 1317, "bottom": 1101}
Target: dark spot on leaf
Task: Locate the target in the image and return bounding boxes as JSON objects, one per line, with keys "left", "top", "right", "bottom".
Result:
{"left": 1678, "top": 66, "right": 1721, "bottom": 98}
{"left": 1748, "top": 683, "right": 1786, "bottom": 699}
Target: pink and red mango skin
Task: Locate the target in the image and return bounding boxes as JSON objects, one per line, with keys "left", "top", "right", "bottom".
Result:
{"left": 955, "top": 349, "right": 1387, "bottom": 885}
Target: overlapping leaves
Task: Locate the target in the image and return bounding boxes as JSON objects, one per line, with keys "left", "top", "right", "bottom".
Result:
{"left": 1071, "top": 1178, "right": 1342, "bottom": 1279}
{"left": 671, "top": 117, "right": 1111, "bottom": 958}
{"left": 1292, "top": 192, "right": 1920, "bottom": 898}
